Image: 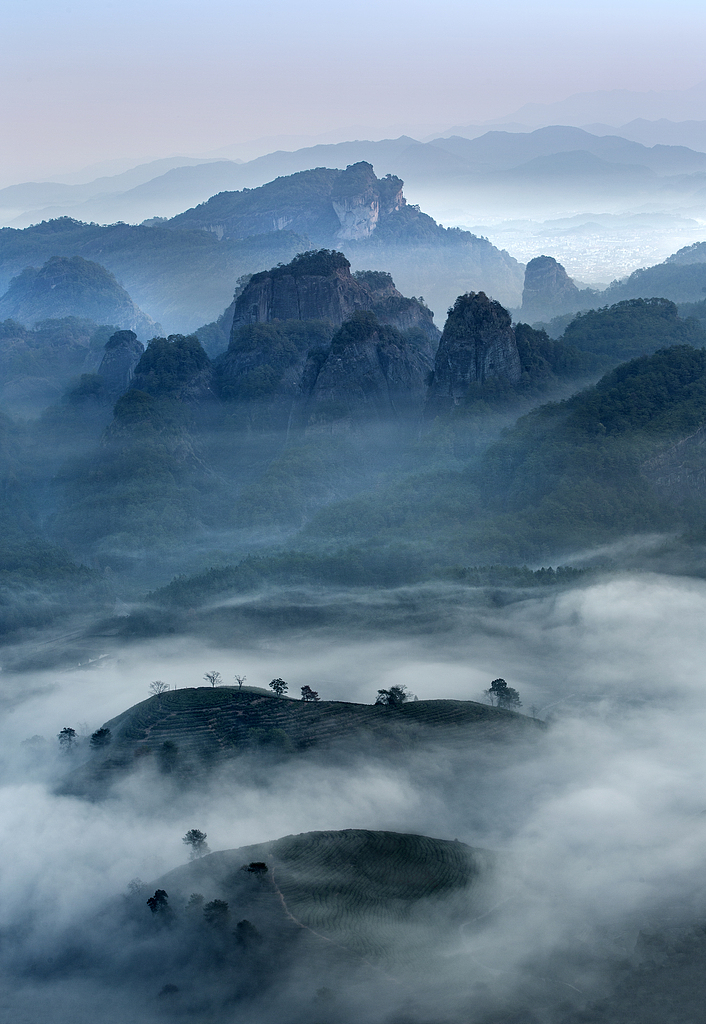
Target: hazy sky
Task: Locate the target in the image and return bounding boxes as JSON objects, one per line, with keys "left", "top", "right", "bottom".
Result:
{"left": 3, "top": 0, "right": 706, "bottom": 182}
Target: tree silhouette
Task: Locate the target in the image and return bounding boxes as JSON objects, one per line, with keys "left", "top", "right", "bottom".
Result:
{"left": 182, "top": 829, "right": 210, "bottom": 859}
{"left": 246, "top": 861, "right": 268, "bottom": 875}
{"left": 149, "top": 680, "right": 169, "bottom": 696}
{"left": 90, "top": 727, "right": 111, "bottom": 749}
{"left": 147, "top": 889, "right": 169, "bottom": 914}
{"left": 269, "top": 678, "right": 288, "bottom": 696}
{"left": 58, "top": 727, "right": 77, "bottom": 751}
{"left": 300, "top": 685, "right": 320, "bottom": 702}
{"left": 203, "top": 671, "right": 222, "bottom": 688}
{"left": 203, "top": 899, "right": 229, "bottom": 925}
{"left": 234, "top": 674, "right": 246, "bottom": 690}
{"left": 485, "top": 678, "right": 522, "bottom": 710}
{"left": 375, "top": 685, "right": 409, "bottom": 707}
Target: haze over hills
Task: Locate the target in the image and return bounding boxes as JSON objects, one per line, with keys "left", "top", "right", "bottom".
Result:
{"left": 494, "top": 80, "right": 706, "bottom": 129}
{"left": 7, "top": 127, "right": 706, "bottom": 231}
{"left": 0, "top": 256, "right": 157, "bottom": 339}
{"left": 7, "top": 0, "right": 706, "bottom": 1016}
{"left": 0, "top": 165, "right": 525, "bottom": 329}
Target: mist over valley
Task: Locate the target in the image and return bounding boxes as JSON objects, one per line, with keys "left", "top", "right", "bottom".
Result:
{"left": 4, "top": 11, "right": 706, "bottom": 1019}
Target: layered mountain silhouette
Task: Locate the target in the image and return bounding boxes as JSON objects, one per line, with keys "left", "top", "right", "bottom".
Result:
{"left": 0, "top": 164, "right": 523, "bottom": 330}
{"left": 6, "top": 125, "right": 706, "bottom": 228}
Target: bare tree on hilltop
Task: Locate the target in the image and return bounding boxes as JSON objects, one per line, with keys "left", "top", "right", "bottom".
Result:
{"left": 234, "top": 674, "right": 246, "bottom": 690}
{"left": 149, "top": 680, "right": 169, "bottom": 696}
{"left": 203, "top": 671, "right": 222, "bottom": 688}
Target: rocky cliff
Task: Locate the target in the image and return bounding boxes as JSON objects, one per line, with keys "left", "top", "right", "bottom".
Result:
{"left": 230, "top": 250, "right": 438, "bottom": 341}
{"left": 300, "top": 311, "right": 433, "bottom": 427}
{"left": 521, "top": 255, "right": 592, "bottom": 322}
{"left": 330, "top": 162, "right": 405, "bottom": 241}
{"left": 426, "top": 292, "right": 522, "bottom": 415}
{"left": 217, "top": 251, "right": 439, "bottom": 429}
{"left": 97, "top": 330, "right": 145, "bottom": 397}
{"left": 169, "top": 163, "right": 525, "bottom": 313}
{"left": 0, "top": 256, "right": 157, "bottom": 339}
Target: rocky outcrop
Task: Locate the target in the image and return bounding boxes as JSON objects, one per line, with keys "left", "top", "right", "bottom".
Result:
{"left": 169, "top": 163, "right": 525, "bottom": 313}
{"left": 330, "top": 163, "right": 405, "bottom": 241}
{"left": 216, "top": 307, "right": 433, "bottom": 430}
{"left": 218, "top": 252, "right": 439, "bottom": 429}
{"left": 0, "top": 256, "right": 157, "bottom": 339}
{"left": 520, "top": 255, "right": 584, "bottom": 322}
{"left": 230, "top": 250, "right": 438, "bottom": 342}
{"left": 97, "top": 330, "right": 145, "bottom": 397}
{"left": 130, "top": 334, "right": 216, "bottom": 403}
{"left": 426, "top": 292, "right": 522, "bottom": 415}
{"left": 300, "top": 312, "right": 433, "bottom": 427}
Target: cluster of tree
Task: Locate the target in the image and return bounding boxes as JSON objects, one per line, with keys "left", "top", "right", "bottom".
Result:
{"left": 375, "top": 685, "right": 412, "bottom": 706}
{"left": 560, "top": 298, "right": 706, "bottom": 362}
{"left": 484, "top": 678, "right": 522, "bottom": 710}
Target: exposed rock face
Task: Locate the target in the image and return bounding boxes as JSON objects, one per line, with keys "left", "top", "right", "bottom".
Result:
{"left": 218, "top": 251, "right": 439, "bottom": 429}
{"left": 426, "top": 292, "right": 521, "bottom": 415}
{"left": 217, "top": 309, "right": 433, "bottom": 430}
{"left": 0, "top": 256, "right": 157, "bottom": 339}
{"left": 301, "top": 312, "right": 433, "bottom": 427}
{"left": 97, "top": 330, "right": 145, "bottom": 397}
{"left": 231, "top": 250, "right": 438, "bottom": 342}
{"left": 520, "top": 255, "right": 582, "bottom": 322}
{"left": 330, "top": 163, "right": 405, "bottom": 241}
{"left": 169, "top": 163, "right": 525, "bottom": 312}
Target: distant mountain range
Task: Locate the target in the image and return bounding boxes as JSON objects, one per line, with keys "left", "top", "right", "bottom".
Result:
{"left": 0, "top": 164, "right": 524, "bottom": 330}
{"left": 7, "top": 125, "right": 706, "bottom": 230}
{"left": 496, "top": 80, "right": 706, "bottom": 128}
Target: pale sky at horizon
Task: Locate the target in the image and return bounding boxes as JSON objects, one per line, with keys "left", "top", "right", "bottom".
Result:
{"left": 3, "top": 0, "right": 706, "bottom": 183}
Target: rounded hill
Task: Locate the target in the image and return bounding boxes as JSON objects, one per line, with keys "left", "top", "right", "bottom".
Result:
{"left": 63, "top": 686, "right": 542, "bottom": 796}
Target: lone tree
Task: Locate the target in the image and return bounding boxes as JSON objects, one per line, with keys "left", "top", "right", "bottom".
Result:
{"left": 58, "top": 727, "right": 77, "bottom": 751}
{"left": 146, "top": 889, "right": 169, "bottom": 914}
{"left": 182, "top": 829, "right": 210, "bottom": 859}
{"left": 149, "top": 680, "right": 169, "bottom": 696}
{"left": 246, "top": 861, "right": 268, "bottom": 876}
{"left": 203, "top": 671, "right": 222, "bottom": 688}
{"left": 90, "top": 727, "right": 111, "bottom": 749}
{"left": 485, "top": 678, "right": 522, "bottom": 710}
{"left": 300, "top": 685, "right": 320, "bottom": 702}
{"left": 234, "top": 674, "right": 246, "bottom": 690}
{"left": 375, "top": 685, "right": 410, "bottom": 707}
{"left": 269, "top": 678, "right": 288, "bottom": 696}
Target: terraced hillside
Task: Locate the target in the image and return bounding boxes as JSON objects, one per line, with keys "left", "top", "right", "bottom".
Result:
{"left": 64, "top": 686, "right": 542, "bottom": 795}
{"left": 157, "top": 829, "right": 495, "bottom": 969}
{"left": 22, "top": 830, "right": 495, "bottom": 1022}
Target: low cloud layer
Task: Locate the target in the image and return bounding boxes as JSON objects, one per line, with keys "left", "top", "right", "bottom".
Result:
{"left": 1, "top": 571, "right": 706, "bottom": 1019}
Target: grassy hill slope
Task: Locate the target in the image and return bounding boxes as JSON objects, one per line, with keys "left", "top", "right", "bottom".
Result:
{"left": 64, "top": 687, "right": 541, "bottom": 795}
{"left": 157, "top": 828, "right": 494, "bottom": 968}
